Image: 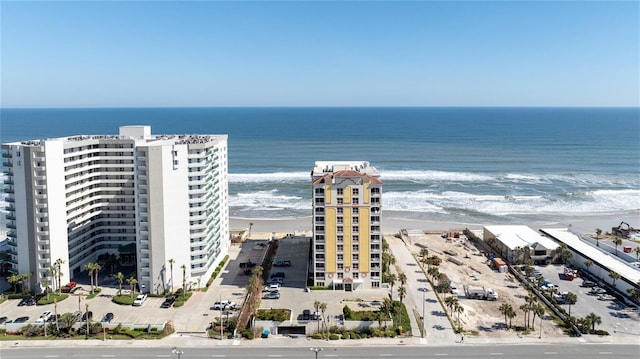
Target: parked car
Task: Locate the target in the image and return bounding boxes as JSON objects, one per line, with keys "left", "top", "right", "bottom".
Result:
{"left": 302, "top": 309, "right": 311, "bottom": 321}
{"left": 47, "top": 314, "right": 60, "bottom": 323}
{"left": 133, "top": 294, "right": 147, "bottom": 306}
{"left": 450, "top": 285, "right": 459, "bottom": 295}
{"left": 213, "top": 300, "right": 236, "bottom": 311}
{"left": 36, "top": 311, "right": 53, "bottom": 323}
{"left": 266, "top": 277, "right": 284, "bottom": 286}
{"left": 590, "top": 287, "right": 607, "bottom": 295}
{"left": 61, "top": 282, "right": 77, "bottom": 293}
{"left": 102, "top": 313, "right": 114, "bottom": 323}
{"left": 82, "top": 311, "right": 93, "bottom": 321}
{"left": 14, "top": 316, "right": 29, "bottom": 323}
{"left": 264, "top": 284, "right": 280, "bottom": 292}
{"left": 273, "top": 259, "right": 292, "bottom": 267}
{"left": 72, "top": 311, "right": 83, "bottom": 320}
{"left": 270, "top": 271, "right": 286, "bottom": 279}
{"left": 161, "top": 296, "right": 176, "bottom": 308}
{"left": 598, "top": 294, "right": 616, "bottom": 301}
{"left": 0, "top": 316, "right": 8, "bottom": 325}
{"left": 581, "top": 280, "right": 597, "bottom": 288}
{"left": 18, "top": 297, "right": 36, "bottom": 306}
{"left": 263, "top": 291, "right": 280, "bottom": 300}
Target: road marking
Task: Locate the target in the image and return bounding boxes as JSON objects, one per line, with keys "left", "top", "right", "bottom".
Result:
{"left": 435, "top": 354, "right": 449, "bottom": 356}
{"left": 544, "top": 352, "right": 557, "bottom": 355}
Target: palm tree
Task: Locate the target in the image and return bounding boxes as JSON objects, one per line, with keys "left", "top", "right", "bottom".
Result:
{"left": 55, "top": 258, "right": 65, "bottom": 294}
{"left": 609, "top": 271, "right": 621, "bottom": 287}
{"left": 520, "top": 303, "right": 530, "bottom": 329}
{"left": 48, "top": 266, "right": 57, "bottom": 293}
{"left": 507, "top": 306, "right": 516, "bottom": 329}
{"left": 419, "top": 248, "right": 429, "bottom": 259}
{"left": 388, "top": 273, "right": 397, "bottom": 300}
{"left": 454, "top": 302, "right": 464, "bottom": 328}
{"left": 445, "top": 296, "right": 459, "bottom": 314}
{"left": 115, "top": 272, "right": 124, "bottom": 295}
{"left": 585, "top": 312, "right": 602, "bottom": 332}
{"left": 126, "top": 276, "right": 138, "bottom": 299}
{"left": 583, "top": 259, "right": 593, "bottom": 274}
{"left": 564, "top": 292, "right": 578, "bottom": 316}
{"left": 93, "top": 263, "right": 102, "bottom": 288}
{"left": 595, "top": 228, "right": 602, "bottom": 247}
{"left": 7, "top": 273, "right": 21, "bottom": 293}
{"left": 532, "top": 304, "right": 544, "bottom": 331}
{"left": 499, "top": 303, "right": 512, "bottom": 329}
{"left": 612, "top": 237, "right": 623, "bottom": 256}
{"left": 398, "top": 285, "right": 407, "bottom": 305}
{"left": 398, "top": 273, "right": 407, "bottom": 287}
{"left": 85, "top": 262, "right": 96, "bottom": 293}
{"left": 168, "top": 259, "right": 175, "bottom": 293}
{"left": 626, "top": 281, "right": 640, "bottom": 303}
{"left": 319, "top": 302, "right": 327, "bottom": 334}
{"left": 181, "top": 264, "right": 187, "bottom": 298}
{"left": 43, "top": 279, "right": 51, "bottom": 301}
{"left": 23, "top": 272, "right": 32, "bottom": 293}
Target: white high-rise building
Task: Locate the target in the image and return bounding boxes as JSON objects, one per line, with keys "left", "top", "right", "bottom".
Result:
{"left": 2, "top": 126, "right": 229, "bottom": 294}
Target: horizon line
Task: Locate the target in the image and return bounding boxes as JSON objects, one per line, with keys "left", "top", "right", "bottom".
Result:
{"left": 2, "top": 105, "right": 639, "bottom": 110}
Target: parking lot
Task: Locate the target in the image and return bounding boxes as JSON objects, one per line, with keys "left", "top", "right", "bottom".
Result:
{"left": 531, "top": 263, "right": 640, "bottom": 337}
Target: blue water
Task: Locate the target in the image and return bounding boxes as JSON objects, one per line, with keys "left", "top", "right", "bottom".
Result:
{"left": 1, "top": 107, "right": 639, "bottom": 226}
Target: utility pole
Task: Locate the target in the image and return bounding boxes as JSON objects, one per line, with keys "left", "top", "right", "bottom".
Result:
{"left": 310, "top": 347, "right": 323, "bottom": 359}
{"left": 172, "top": 347, "right": 184, "bottom": 359}
{"left": 85, "top": 303, "right": 89, "bottom": 339}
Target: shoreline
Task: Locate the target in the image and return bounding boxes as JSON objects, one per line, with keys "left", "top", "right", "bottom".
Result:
{"left": 230, "top": 210, "right": 640, "bottom": 236}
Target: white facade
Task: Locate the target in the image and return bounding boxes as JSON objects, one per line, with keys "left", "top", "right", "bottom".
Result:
{"left": 2, "top": 126, "right": 229, "bottom": 294}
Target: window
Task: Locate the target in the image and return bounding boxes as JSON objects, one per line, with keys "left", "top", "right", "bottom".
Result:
{"left": 337, "top": 188, "right": 343, "bottom": 195}
{"left": 352, "top": 198, "right": 359, "bottom": 204}
{"left": 337, "top": 198, "right": 343, "bottom": 204}
{"left": 352, "top": 263, "right": 359, "bottom": 270}
{"left": 337, "top": 273, "right": 344, "bottom": 279}
{"left": 337, "top": 263, "right": 344, "bottom": 270}
{"left": 337, "top": 217, "right": 343, "bottom": 223}
{"left": 353, "top": 208, "right": 359, "bottom": 214}
{"left": 315, "top": 245, "right": 325, "bottom": 251}
{"left": 337, "top": 245, "right": 344, "bottom": 252}
{"left": 315, "top": 188, "right": 324, "bottom": 195}
{"left": 352, "top": 216, "right": 359, "bottom": 224}
{"left": 352, "top": 188, "right": 359, "bottom": 196}
{"left": 352, "top": 245, "right": 359, "bottom": 252}
{"left": 337, "top": 226, "right": 343, "bottom": 233}
{"left": 337, "top": 208, "right": 343, "bottom": 214}
{"left": 315, "top": 226, "right": 324, "bottom": 231}
{"left": 337, "top": 254, "right": 343, "bottom": 261}
{"left": 353, "top": 272, "right": 359, "bottom": 279}
{"left": 353, "top": 235, "right": 359, "bottom": 242}
{"left": 337, "top": 235, "right": 343, "bottom": 242}
{"left": 352, "top": 254, "right": 359, "bottom": 261}
{"left": 352, "top": 226, "right": 359, "bottom": 233}
{"left": 372, "top": 281, "right": 380, "bottom": 288}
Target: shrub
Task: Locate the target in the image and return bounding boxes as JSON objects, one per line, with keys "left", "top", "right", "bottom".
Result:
{"left": 342, "top": 305, "right": 353, "bottom": 319}
{"left": 112, "top": 295, "right": 134, "bottom": 305}
{"left": 329, "top": 334, "right": 340, "bottom": 340}
{"left": 242, "top": 329, "right": 254, "bottom": 339}
{"left": 37, "top": 293, "right": 68, "bottom": 305}
{"left": 86, "top": 287, "right": 101, "bottom": 299}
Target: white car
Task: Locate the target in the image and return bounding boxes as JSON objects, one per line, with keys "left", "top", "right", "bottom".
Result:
{"left": 36, "top": 311, "right": 52, "bottom": 323}
{"left": 132, "top": 294, "right": 147, "bottom": 306}
{"left": 450, "top": 285, "right": 459, "bottom": 295}
{"left": 598, "top": 294, "right": 616, "bottom": 301}
{"left": 213, "top": 300, "right": 236, "bottom": 311}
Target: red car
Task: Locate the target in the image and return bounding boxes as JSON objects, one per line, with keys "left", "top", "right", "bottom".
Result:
{"left": 61, "top": 282, "right": 77, "bottom": 293}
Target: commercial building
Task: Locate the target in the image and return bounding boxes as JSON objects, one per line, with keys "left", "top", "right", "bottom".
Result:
{"left": 2, "top": 126, "right": 229, "bottom": 294}
{"left": 311, "top": 161, "right": 382, "bottom": 291}
{"left": 483, "top": 225, "right": 560, "bottom": 264}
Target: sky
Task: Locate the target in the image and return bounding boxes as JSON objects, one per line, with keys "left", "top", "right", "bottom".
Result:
{"left": 1, "top": 0, "right": 638, "bottom": 108}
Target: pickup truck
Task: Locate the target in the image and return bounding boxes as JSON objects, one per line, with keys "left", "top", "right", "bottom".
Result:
{"left": 213, "top": 300, "right": 236, "bottom": 311}
{"left": 273, "top": 259, "right": 292, "bottom": 267}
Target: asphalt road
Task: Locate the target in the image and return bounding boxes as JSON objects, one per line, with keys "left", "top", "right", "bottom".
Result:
{"left": 1, "top": 344, "right": 639, "bottom": 359}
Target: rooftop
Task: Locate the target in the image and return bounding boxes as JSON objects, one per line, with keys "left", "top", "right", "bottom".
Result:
{"left": 485, "top": 225, "right": 560, "bottom": 251}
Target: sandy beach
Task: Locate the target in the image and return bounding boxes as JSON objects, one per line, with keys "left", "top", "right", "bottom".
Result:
{"left": 230, "top": 210, "right": 639, "bottom": 237}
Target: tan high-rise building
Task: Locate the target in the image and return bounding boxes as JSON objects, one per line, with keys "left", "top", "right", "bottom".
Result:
{"left": 311, "top": 161, "right": 382, "bottom": 291}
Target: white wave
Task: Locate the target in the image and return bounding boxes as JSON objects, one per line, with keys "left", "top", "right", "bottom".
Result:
{"left": 229, "top": 190, "right": 309, "bottom": 210}
{"left": 379, "top": 170, "right": 493, "bottom": 182}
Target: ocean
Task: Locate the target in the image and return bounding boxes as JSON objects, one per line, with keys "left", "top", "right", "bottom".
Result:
{"left": 1, "top": 107, "right": 639, "bottom": 231}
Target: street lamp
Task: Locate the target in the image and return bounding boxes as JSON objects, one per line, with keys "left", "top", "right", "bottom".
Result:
{"left": 310, "top": 347, "right": 323, "bottom": 359}
{"left": 172, "top": 347, "right": 184, "bottom": 359}
{"left": 422, "top": 287, "right": 426, "bottom": 338}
